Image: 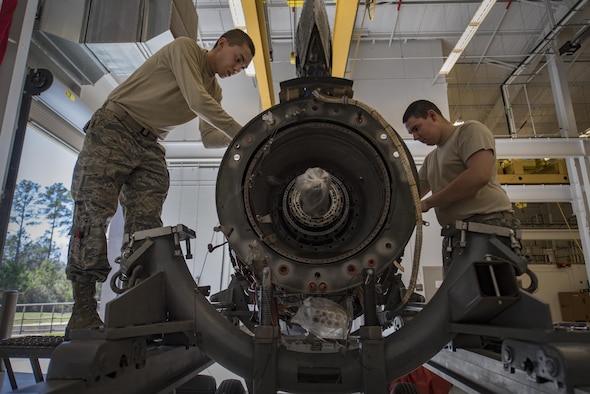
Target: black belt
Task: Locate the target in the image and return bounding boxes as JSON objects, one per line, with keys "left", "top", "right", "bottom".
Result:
{"left": 466, "top": 211, "right": 515, "bottom": 222}
{"left": 104, "top": 101, "right": 157, "bottom": 141}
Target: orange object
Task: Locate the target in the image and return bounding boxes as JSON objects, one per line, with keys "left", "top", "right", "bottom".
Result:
{"left": 0, "top": 0, "right": 18, "bottom": 66}
{"left": 389, "top": 366, "right": 452, "bottom": 394}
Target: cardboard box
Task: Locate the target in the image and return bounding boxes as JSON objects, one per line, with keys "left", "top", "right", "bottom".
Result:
{"left": 559, "top": 292, "right": 590, "bottom": 321}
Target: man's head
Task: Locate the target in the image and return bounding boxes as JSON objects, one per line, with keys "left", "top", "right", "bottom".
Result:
{"left": 403, "top": 100, "right": 452, "bottom": 146}
{"left": 208, "top": 29, "right": 255, "bottom": 78}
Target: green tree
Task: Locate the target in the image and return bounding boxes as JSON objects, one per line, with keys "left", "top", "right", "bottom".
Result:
{"left": 1, "top": 180, "right": 74, "bottom": 302}
{"left": 24, "top": 259, "right": 72, "bottom": 303}
{"left": 6, "top": 180, "right": 41, "bottom": 266}
{"left": 3, "top": 232, "right": 45, "bottom": 270}
{"left": 37, "top": 231, "right": 62, "bottom": 262}
{"left": 38, "top": 183, "right": 73, "bottom": 260}
{"left": 0, "top": 260, "right": 29, "bottom": 294}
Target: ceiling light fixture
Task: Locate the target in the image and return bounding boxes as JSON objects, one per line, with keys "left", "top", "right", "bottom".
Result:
{"left": 228, "top": 0, "right": 247, "bottom": 30}
{"left": 228, "top": 0, "right": 256, "bottom": 77}
{"left": 438, "top": 0, "right": 497, "bottom": 75}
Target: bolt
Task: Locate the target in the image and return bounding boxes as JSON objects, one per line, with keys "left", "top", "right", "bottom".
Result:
{"left": 346, "top": 264, "right": 357, "bottom": 275}
{"left": 545, "top": 358, "right": 558, "bottom": 377}
{"left": 503, "top": 346, "right": 513, "bottom": 363}
{"left": 278, "top": 264, "right": 289, "bottom": 275}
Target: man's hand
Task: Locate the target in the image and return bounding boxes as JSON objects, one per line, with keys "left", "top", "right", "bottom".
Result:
{"left": 422, "top": 149, "right": 494, "bottom": 210}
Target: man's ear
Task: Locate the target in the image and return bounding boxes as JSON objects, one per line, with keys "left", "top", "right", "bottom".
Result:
{"left": 428, "top": 109, "right": 437, "bottom": 121}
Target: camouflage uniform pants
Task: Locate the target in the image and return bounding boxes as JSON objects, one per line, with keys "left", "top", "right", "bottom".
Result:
{"left": 441, "top": 211, "right": 521, "bottom": 277}
{"left": 66, "top": 105, "right": 169, "bottom": 282}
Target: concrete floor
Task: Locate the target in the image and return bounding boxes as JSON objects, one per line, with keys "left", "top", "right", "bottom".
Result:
{"left": 0, "top": 358, "right": 50, "bottom": 392}
{"left": 0, "top": 359, "right": 238, "bottom": 393}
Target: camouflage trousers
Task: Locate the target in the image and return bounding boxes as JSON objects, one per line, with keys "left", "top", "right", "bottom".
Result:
{"left": 66, "top": 105, "right": 169, "bottom": 282}
{"left": 441, "top": 211, "right": 521, "bottom": 277}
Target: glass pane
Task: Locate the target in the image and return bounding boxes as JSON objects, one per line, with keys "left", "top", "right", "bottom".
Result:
{"left": 1, "top": 125, "right": 77, "bottom": 304}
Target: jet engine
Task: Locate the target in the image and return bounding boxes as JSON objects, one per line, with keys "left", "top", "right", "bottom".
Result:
{"left": 215, "top": 77, "right": 422, "bottom": 337}
{"left": 25, "top": 1, "right": 590, "bottom": 393}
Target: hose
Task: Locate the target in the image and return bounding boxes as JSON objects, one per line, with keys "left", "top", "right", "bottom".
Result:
{"left": 311, "top": 90, "right": 423, "bottom": 307}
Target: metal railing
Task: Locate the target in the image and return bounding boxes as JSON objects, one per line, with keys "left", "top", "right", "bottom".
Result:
{"left": 11, "top": 302, "right": 73, "bottom": 336}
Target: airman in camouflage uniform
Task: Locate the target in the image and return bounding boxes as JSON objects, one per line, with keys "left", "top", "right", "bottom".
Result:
{"left": 65, "top": 30, "right": 255, "bottom": 338}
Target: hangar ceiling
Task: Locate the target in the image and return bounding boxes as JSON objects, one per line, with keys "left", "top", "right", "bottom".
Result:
{"left": 193, "top": 0, "right": 590, "bottom": 138}
{"left": 24, "top": 0, "right": 590, "bottom": 142}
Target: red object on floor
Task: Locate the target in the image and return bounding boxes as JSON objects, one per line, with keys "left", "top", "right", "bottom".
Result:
{"left": 389, "top": 366, "right": 453, "bottom": 394}
{"left": 0, "top": 0, "right": 19, "bottom": 66}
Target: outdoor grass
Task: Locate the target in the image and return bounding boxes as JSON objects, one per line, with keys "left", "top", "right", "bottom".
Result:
{"left": 12, "top": 311, "right": 71, "bottom": 325}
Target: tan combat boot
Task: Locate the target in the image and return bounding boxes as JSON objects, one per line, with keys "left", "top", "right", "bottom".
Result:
{"left": 65, "top": 277, "right": 103, "bottom": 340}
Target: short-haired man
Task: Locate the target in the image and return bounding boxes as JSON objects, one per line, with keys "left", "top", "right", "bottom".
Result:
{"left": 403, "top": 99, "right": 520, "bottom": 275}
{"left": 65, "top": 30, "right": 255, "bottom": 337}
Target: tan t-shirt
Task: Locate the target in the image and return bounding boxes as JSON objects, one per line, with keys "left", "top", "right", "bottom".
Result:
{"left": 107, "top": 36, "right": 242, "bottom": 147}
{"left": 419, "top": 120, "right": 513, "bottom": 226}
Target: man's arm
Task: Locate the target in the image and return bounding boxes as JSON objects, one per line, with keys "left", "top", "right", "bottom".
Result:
{"left": 421, "top": 149, "right": 494, "bottom": 212}
{"left": 199, "top": 118, "right": 232, "bottom": 148}
{"left": 168, "top": 38, "right": 242, "bottom": 138}
{"left": 419, "top": 180, "right": 430, "bottom": 199}
{"left": 419, "top": 180, "right": 431, "bottom": 212}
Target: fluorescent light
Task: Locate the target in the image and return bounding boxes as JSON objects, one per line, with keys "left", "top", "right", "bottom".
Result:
{"left": 228, "top": 0, "right": 255, "bottom": 77}
{"left": 245, "top": 63, "right": 256, "bottom": 76}
{"left": 438, "top": 0, "right": 497, "bottom": 75}
{"left": 228, "top": 0, "right": 247, "bottom": 30}
{"left": 472, "top": 0, "right": 497, "bottom": 24}
{"left": 439, "top": 51, "right": 462, "bottom": 75}
{"left": 455, "top": 25, "right": 479, "bottom": 52}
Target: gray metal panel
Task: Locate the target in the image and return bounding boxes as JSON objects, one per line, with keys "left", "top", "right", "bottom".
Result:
{"left": 85, "top": 0, "right": 144, "bottom": 43}
{"left": 36, "top": 0, "right": 90, "bottom": 43}
{"left": 33, "top": 0, "right": 199, "bottom": 81}
{"left": 29, "top": 99, "right": 85, "bottom": 152}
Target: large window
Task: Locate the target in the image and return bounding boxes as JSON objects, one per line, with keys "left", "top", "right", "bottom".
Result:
{"left": 0, "top": 125, "right": 77, "bottom": 303}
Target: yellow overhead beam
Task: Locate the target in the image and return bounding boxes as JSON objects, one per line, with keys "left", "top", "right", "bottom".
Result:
{"left": 332, "top": 0, "right": 359, "bottom": 78}
{"left": 242, "top": 0, "right": 275, "bottom": 109}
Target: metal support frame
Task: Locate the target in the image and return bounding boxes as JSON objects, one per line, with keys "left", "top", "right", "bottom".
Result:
{"left": 426, "top": 344, "right": 590, "bottom": 394}
{"left": 0, "top": 0, "right": 40, "bottom": 260}
{"left": 0, "top": 0, "right": 37, "bottom": 185}
{"left": 546, "top": 52, "right": 590, "bottom": 282}
{"left": 40, "top": 226, "right": 213, "bottom": 393}
{"left": 14, "top": 222, "right": 587, "bottom": 394}
{"left": 0, "top": 68, "right": 53, "bottom": 261}
{"left": 253, "top": 326, "right": 279, "bottom": 393}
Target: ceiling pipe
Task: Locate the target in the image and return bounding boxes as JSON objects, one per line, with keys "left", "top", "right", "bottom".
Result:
{"left": 502, "top": 0, "right": 589, "bottom": 87}
{"left": 454, "top": 3, "right": 511, "bottom": 123}
{"left": 500, "top": 0, "right": 589, "bottom": 137}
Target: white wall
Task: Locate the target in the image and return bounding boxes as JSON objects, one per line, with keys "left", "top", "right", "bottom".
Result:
{"left": 162, "top": 164, "right": 231, "bottom": 294}
{"left": 523, "top": 263, "right": 589, "bottom": 323}
{"left": 399, "top": 209, "right": 443, "bottom": 299}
